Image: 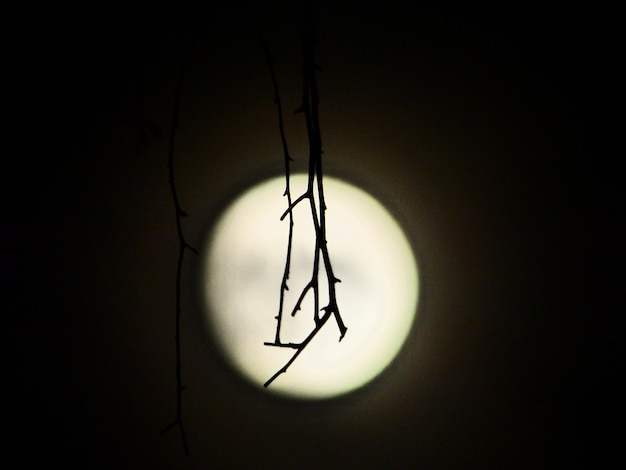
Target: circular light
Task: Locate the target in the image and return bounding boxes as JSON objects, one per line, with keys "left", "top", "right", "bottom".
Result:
{"left": 202, "top": 174, "right": 419, "bottom": 399}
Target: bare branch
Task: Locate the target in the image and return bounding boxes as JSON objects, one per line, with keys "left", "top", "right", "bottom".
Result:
{"left": 263, "top": 0, "right": 347, "bottom": 387}
{"left": 162, "top": 37, "right": 196, "bottom": 458}
{"left": 256, "top": 24, "right": 299, "bottom": 347}
{"left": 263, "top": 308, "right": 333, "bottom": 388}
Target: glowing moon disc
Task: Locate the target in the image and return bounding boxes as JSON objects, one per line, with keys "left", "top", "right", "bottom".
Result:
{"left": 203, "top": 174, "right": 419, "bottom": 399}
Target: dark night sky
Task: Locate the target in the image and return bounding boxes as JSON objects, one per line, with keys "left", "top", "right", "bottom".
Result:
{"left": 8, "top": 3, "right": 618, "bottom": 467}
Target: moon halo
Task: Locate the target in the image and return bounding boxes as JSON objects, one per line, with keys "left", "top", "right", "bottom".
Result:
{"left": 202, "top": 174, "right": 419, "bottom": 399}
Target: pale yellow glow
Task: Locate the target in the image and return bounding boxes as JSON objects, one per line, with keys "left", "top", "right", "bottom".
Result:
{"left": 203, "top": 174, "right": 419, "bottom": 399}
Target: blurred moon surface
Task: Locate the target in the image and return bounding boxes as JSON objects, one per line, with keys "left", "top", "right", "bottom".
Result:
{"left": 203, "top": 174, "right": 419, "bottom": 399}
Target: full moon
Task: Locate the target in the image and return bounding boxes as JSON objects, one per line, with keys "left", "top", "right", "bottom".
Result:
{"left": 202, "top": 174, "right": 419, "bottom": 399}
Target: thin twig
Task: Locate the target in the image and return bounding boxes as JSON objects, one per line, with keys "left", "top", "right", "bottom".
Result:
{"left": 256, "top": 25, "right": 296, "bottom": 347}
{"left": 161, "top": 37, "right": 196, "bottom": 457}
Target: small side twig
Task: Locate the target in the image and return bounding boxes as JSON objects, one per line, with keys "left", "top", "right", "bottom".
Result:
{"left": 161, "top": 38, "right": 196, "bottom": 457}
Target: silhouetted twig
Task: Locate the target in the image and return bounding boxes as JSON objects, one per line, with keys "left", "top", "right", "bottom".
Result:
{"left": 161, "top": 38, "right": 196, "bottom": 457}
{"left": 263, "top": 0, "right": 347, "bottom": 388}
{"left": 257, "top": 25, "right": 296, "bottom": 346}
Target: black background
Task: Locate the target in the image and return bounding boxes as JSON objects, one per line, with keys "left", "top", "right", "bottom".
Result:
{"left": 8, "top": 2, "right": 618, "bottom": 467}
